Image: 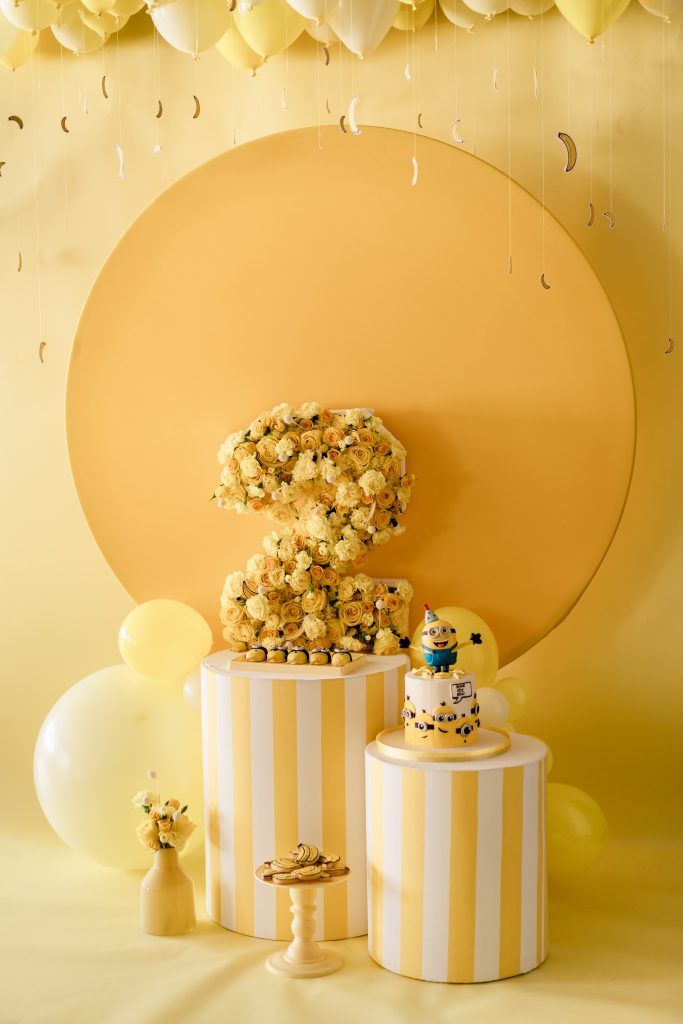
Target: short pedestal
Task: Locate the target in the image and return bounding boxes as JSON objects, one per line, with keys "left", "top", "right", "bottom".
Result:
{"left": 365, "top": 733, "right": 548, "bottom": 983}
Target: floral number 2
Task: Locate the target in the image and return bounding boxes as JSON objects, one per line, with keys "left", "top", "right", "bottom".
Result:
{"left": 214, "top": 403, "right": 415, "bottom": 656}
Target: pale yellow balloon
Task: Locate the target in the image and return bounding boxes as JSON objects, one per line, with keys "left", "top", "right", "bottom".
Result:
{"left": 234, "top": 0, "right": 307, "bottom": 58}
{"left": 410, "top": 605, "right": 499, "bottom": 687}
{"left": 80, "top": 0, "right": 114, "bottom": 14}
{"left": 119, "top": 599, "right": 212, "bottom": 680}
{"left": 34, "top": 665, "right": 203, "bottom": 869}
{"left": 394, "top": 0, "right": 435, "bottom": 29}
{"left": 0, "top": 0, "right": 58, "bottom": 32}
{"left": 0, "top": 27, "right": 38, "bottom": 69}
{"left": 495, "top": 676, "right": 531, "bottom": 721}
{"left": 547, "top": 783, "right": 608, "bottom": 876}
{"left": 545, "top": 745, "right": 554, "bottom": 775}
{"left": 109, "top": 0, "right": 145, "bottom": 14}
{"left": 151, "top": 0, "right": 230, "bottom": 54}
{"left": 554, "top": 0, "right": 630, "bottom": 40}
{"left": 52, "top": 4, "right": 108, "bottom": 53}
{"left": 477, "top": 686, "right": 509, "bottom": 727}
{"left": 79, "top": 7, "right": 128, "bottom": 36}
{"left": 216, "top": 15, "right": 263, "bottom": 73}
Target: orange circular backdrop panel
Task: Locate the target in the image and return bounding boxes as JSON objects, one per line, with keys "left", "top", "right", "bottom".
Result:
{"left": 66, "top": 126, "right": 634, "bottom": 664}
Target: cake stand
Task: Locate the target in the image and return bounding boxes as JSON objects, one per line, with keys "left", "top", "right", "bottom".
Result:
{"left": 254, "top": 867, "right": 350, "bottom": 978}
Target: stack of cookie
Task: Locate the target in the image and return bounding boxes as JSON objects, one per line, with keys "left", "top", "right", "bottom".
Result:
{"left": 260, "top": 843, "right": 349, "bottom": 884}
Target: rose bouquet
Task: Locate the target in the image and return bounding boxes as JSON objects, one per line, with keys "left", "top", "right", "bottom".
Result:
{"left": 133, "top": 772, "right": 196, "bottom": 853}
{"left": 214, "top": 404, "right": 415, "bottom": 654}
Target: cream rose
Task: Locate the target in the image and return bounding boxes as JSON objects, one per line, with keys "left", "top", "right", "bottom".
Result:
{"left": 323, "top": 426, "right": 344, "bottom": 447}
{"left": 374, "top": 509, "right": 392, "bottom": 531}
{"left": 301, "top": 589, "right": 327, "bottom": 615}
{"left": 257, "top": 438, "right": 278, "bottom": 465}
{"left": 281, "top": 601, "right": 304, "bottom": 623}
{"left": 232, "top": 621, "right": 256, "bottom": 644}
{"left": 376, "top": 486, "right": 396, "bottom": 510}
{"left": 339, "top": 601, "right": 363, "bottom": 627}
{"left": 383, "top": 456, "right": 402, "bottom": 480}
{"left": 348, "top": 444, "right": 373, "bottom": 470}
{"left": 246, "top": 594, "right": 270, "bottom": 621}
{"left": 300, "top": 429, "right": 322, "bottom": 451}
{"left": 221, "top": 601, "right": 245, "bottom": 626}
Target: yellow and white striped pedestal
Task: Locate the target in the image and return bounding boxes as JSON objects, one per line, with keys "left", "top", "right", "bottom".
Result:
{"left": 201, "top": 650, "right": 409, "bottom": 941}
{"left": 365, "top": 734, "right": 548, "bottom": 983}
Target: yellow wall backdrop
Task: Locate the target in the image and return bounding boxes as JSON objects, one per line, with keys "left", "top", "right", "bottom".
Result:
{"left": 1, "top": 9, "right": 681, "bottom": 844}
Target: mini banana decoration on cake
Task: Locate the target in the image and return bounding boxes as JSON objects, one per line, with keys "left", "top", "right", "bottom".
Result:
{"left": 420, "top": 604, "right": 482, "bottom": 675}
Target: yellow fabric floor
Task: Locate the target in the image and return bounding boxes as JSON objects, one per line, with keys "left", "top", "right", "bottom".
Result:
{"left": 3, "top": 830, "right": 681, "bottom": 1024}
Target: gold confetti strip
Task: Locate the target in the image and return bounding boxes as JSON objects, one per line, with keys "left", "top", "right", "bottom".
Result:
{"left": 603, "top": 210, "right": 616, "bottom": 229}
{"left": 587, "top": 202, "right": 595, "bottom": 227}
{"left": 339, "top": 113, "right": 347, "bottom": 134}
{"left": 493, "top": 66, "right": 499, "bottom": 91}
{"left": 540, "top": 273, "right": 551, "bottom": 290}
{"left": 411, "top": 155, "right": 419, "bottom": 187}
{"left": 451, "top": 118, "right": 464, "bottom": 144}
{"left": 60, "top": 116, "right": 69, "bottom": 134}
{"left": 115, "top": 143, "right": 125, "bottom": 181}
{"left": 404, "top": 62, "right": 412, "bottom": 81}
{"left": 156, "top": 99, "right": 163, "bottom": 119}
{"left": 8, "top": 115, "right": 23, "bottom": 130}
{"left": 101, "top": 75, "right": 108, "bottom": 99}
{"left": 664, "top": 337, "right": 675, "bottom": 355}
{"left": 417, "top": 111, "right": 423, "bottom": 129}
{"left": 557, "top": 131, "right": 577, "bottom": 173}
{"left": 348, "top": 95, "right": 361, "bottom": 135}
{"left": 323, "top": 45, "right": 330, "bottom": 66}
{"left": 0, "top": 161, "right": 5, "bottom": 176}
{"left": 38, "top": 341, "right": 47, "bottom": 363}
{"left": 17, "top": 251, "right": 22, "bottom": 272}
{"left": 193, "top": 94, "right": 201, "bottom": 119}
{"left": 326, "top": 97, "right": 331, "bottom": 115}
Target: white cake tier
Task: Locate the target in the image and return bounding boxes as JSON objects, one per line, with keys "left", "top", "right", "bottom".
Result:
{"left": 402, "top": 670, "right": 479, "bottom": 748}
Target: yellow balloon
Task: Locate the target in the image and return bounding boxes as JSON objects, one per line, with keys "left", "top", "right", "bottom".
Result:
{"left": 79, "top": 8, "right": 128, "bottom": 36}
{"left": 547, "top": 783, "right": 608, "bottom": 876}
{"left": 34, "top": 665, "right": 203, "bottom": 869}
{"left": 478, "top": 687, "right": 509, "bottom": 728}
{"left": 410, "top": 605, "right": 499, "bottom": 687}
{"left": 234, "top": 0, "right": 307, "bottom": 58}
{"left": 119, "top": 599, "right": 212, "bottom": 679}
{"left": 394, "top": 0, "right": 435, "bottom": 29}
{"left": 495, "top": 676, "right": 531, "bottom": 722}
{"left": 554, "top": 0, "right": 630, "bottom": 41}
{"left": 0, "top": 28, "right": 38, "bottom": 70}
{"left": 216, "top": 15, "right": 263, "bottom": 73}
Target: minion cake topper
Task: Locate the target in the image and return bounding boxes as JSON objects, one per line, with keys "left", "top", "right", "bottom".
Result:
{"left": 420, "top": 603, "right": 483, "bottom": 675}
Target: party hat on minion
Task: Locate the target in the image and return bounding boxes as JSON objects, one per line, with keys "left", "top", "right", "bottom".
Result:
{"left": 423, "top": 603, "right": 438, "bottom": 625}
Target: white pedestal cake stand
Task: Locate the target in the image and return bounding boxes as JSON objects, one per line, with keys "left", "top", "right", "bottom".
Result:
{"left": 254, "top": 867, "right": 350, "bottom": 978}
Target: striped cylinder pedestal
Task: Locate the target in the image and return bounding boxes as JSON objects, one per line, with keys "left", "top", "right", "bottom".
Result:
{"left": 201, "top": 650, "right": 409, "bottom": 941}
{"left": 365, "top": 734, "right": 548, "bottom": 983}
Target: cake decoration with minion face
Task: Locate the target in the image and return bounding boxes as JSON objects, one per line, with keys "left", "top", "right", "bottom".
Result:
{"left": 456, "top": 716, "right": 476, "bottom": 743}
{"left": 432, "top": 701, "right": 458, "bottom": 748}
{"left": 413, "top": 710, "right": 435, "bottom": 747}
{"left": 401, "top": 697, "right": 417, "bottom": 736}
{"left": 421, "top": 604, "right": 483, "bottom": 675}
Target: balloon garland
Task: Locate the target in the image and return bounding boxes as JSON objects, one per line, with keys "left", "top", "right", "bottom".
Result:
{"left": 215, "top": 403, "right": 415, "bottom": 655}
{"left": 0, "top": 0, "right": 672, "bottom": 71}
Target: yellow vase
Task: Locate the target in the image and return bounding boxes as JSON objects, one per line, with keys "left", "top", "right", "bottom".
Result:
{"left": 140, "top": 849, "right": 196, "bottom": 936}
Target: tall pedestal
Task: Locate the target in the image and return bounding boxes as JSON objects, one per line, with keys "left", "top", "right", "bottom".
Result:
{"left": 365, "top": 733, "right": 549, "bottom": 982}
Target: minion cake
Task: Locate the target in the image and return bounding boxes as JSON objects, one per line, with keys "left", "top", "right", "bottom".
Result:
{"left": 402, "top": 604, "right": 483, "bottom": 749}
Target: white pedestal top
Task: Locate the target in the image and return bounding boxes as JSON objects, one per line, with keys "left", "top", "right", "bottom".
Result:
{"left": 366, "top": 732, "right": 547, "bottom": 773}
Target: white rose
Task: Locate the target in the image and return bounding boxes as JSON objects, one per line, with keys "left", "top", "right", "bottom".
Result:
{"left": 246, "top": 594, "right": 270, "bottom": 621}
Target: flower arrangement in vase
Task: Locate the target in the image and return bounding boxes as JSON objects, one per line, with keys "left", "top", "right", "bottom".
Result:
{"left": 133, "top": 771, "right": 196, "bottom": 936}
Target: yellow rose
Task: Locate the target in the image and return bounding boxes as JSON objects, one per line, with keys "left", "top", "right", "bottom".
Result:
{"left": 348, "top": 445, "right": 372, "bottom": 470}
{"left": 166, "top": 799, "right": 180, "bottom": 811}
{"left": 283, "top": 558, "right": 297, "bottom": 573}
{"left": 299, "top": 417, "right": 314, "bottom": 431}
{"left": 357, "top": 427, "right": 377, "bottom": 446}
{"left": 282, "top": 621, "right": 305, "bottom": 641}
{"left": 310, "top": 543, "right": 331, "bottom": 565}
{"left": 383, "top": 593, "right": 402, "bottom": 613}
{"left": 234, "top": 442, "right": 257, "bottom": 462}
{"left": 136, "top": 820, "right": 160, "bottom": 851}
{"left": 376, "top": 610, "right": 391, "bottom": 628}
{"left": 339, "top": 601, "right": 363, "bottom": 627}
{"left": 376, "top": 441, "right": 391, "bottom": 457}
{"left": 401, "top": 474, "right": 415, "bottom": 488}
{"left": 226, "top": 456, "right": 240, "bottom": 473}
{"left": 288, "top": 569, "right": 311, "bottom": 594}
{"left": 257, "top": 438, "right": 278, "bottom": 465}
{"left": 310, "top": 564, "right": 324, "bottom": 583}
{"left": 301, "top": 429, "right": 322, "bottom": 451}
{"left": 250, "top": 498, "right": 266, "bottom": 512}
{"left": 374, "top": 510, "right": 392, "bottom": 531}
{"left": 325, "top": 617, "right": 345, "bottom": 642}
{"left": 232, "top": 621, "right": 256, "bottom": 644}
{"left": 374, "top": 583, "right": 388, "bottom": 597}
{"left": 323, "top": 426, "right": 344, "bottom": 447}
{"left": 220, "top": 601, "right": 245, "bottom": 626}
{"left": 383, "top": 456, "right": 402, "bottom": 480}
{"left": 326, "top": 448, "right": 341, "bottom": 463}
{"left": 268, "top": 503, "right": 295, "bottom": 525}
{"left": 281, "top": 601, "right": 304, "bottom": 623}
{"left": 376, "top": 486, "right": 396, "bottom": 510}
{"left": 157, "top": 817, "right": 172, "bottom": 833}
{"left": 301, "top": 589, "right": 327, "bottom": 615}
{"left": 321, "top": 568, "right": 339, "bottom": 588}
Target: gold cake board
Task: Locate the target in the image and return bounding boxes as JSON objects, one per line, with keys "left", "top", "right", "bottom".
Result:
{"left": 375, "top": 725, "right": 511, "bottom": 763}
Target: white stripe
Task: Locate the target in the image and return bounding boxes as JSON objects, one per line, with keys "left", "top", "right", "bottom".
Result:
{"left": 296, "top": 678, "right": 324, "bottom": 939}
{"left": 381, "top": 762, "right": 403, "bottom": 973}
{"left": 540, "top": 764, "right": 547, "bottom": 957}
{"left": 345, "top": 676, "right": 368, "bottom": 936}
{"left": 250, "top": 679, "right": 276, "bottom": 939}
{"left": 200, "top": 666, "right": 217, "bottom": 921}
{"left": 421, "top": 771, "right": 451, "bottom": 982}
{"left": 383, "top": 667, "right": 398, "bottom": 728}
{"left": 365, "top": 750, "right": 374, "bottom": 953}
{"left": 216, "top": 672, "right": 236, "bottom": 929}
{"left": 520, "top": 762, "right": 539, "bottom": 972}
{"left": 473, "top": 768, "right": 503, "bottom": 982}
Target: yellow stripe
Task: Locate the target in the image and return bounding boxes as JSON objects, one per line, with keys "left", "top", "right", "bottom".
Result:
{"left": 537, "top": 759, "right": 543, "bottom": 963}
{"left": 541, "top": 759, "right": 549, "bottom": 959}
{"left": 447, "top": 771, "right": 478, "bottom": 982}
{"left": 321, "top": 678, "right": 347, "bottom": 938}
{"left": 396, "top": 660, "right": 407, "bottom": 726}
{"left": 499, "top": 765, "right": 524, "bottom": 978}
{"left": 205, "top": 671, "right": 222, "bottom": 924}
{"left": 400, "top": 768, "right": 425, "bottom": 978}
{"left": 272, "top": 678, "right": 298, "bottom": 939}
{"left": 370, "top": 757, "right": 384, "bottom": 961}
{"left": 231, "top": 677, "right": 254, "bottom": 936}
{"left": 366, "top": 671, "right": 385, "bottom": 744}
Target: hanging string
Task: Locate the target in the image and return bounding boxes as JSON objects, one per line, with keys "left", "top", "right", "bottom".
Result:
{"left": 539, "top": 4, "right": 546, "bottom": 278}
{"left": 606, "top": 19, "right": 614, "bottom": 222}
{"left": 28, "top": 46, "right": 45, "bottom": 351}
{"left": 152, "top": 24, "right": 163, "bottom": 160}
{"left": 59, "top": 42, "right": 70, "bottom": 231}
{"left": 471, "top": 15, "right": 478, "bottom": 155}
{"left": 506, "top": 8, "right": 512, "bottom": 274}
{"left": 10, "top": 63, "right": 23, "bottom": 272}
{"left": 115, "top": 16, "right": 125, "bottom": 180}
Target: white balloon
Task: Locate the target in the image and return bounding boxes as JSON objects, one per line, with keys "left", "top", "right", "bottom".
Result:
{"left": 327, "top": 0, "right": 399, "bottom": 56}
{"left": 305, "top": 18, "right": 338, "bottom": 42}
{"left": 287, "top": 0, "right": 328, "bottom": 19}
{"left": 0, "top": 12, "right": 20, "bottom": 50}
{"left": 52, "top": 3, "right": 108, "bottom": 52}
{"left": 80, "top": 0, "right": 113, "bottom": 13}
{"left": 509, "top": 0, "right": 553, "bottom": 13}
{"left": 79, "top": 7, "right": 128, "bottom": 35}
{"left": 151, "top": 0, "right": 230, "bottom": 54}
{"left": 438, "top": 0, "right": 481, "bottom": 26}
{"left": 109, "top": 0, "right": 145, "bottom": 13}
{"left": 0, "top": 0, "right": 59, "bottom": 32}
{"left": 182, "top": 669, "right": 201, "bottom": 712}
{"left": 476, "top": 687, "right": 509, "bottom": 728}
{"left": 460, "top": 0, "right": 508, "bottom": 13}
{"left": 638, "top": 0, "right": 683, "bottom": 17}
